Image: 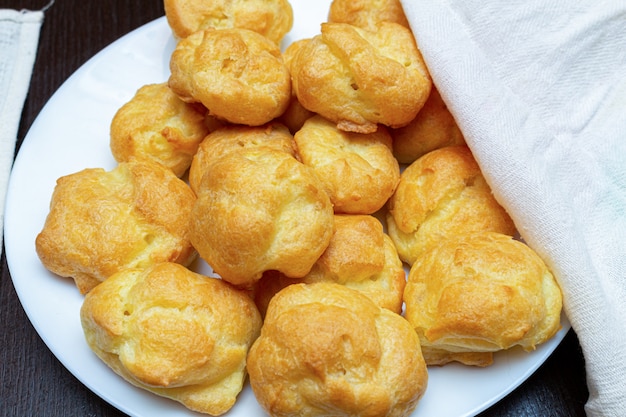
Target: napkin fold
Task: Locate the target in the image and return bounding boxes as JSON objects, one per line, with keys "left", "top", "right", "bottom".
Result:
{"left": 0, "top": 8, "right": 44, "bottom": 256}
{"left": 399, "top": 0, "right": 626, "bottom": 415}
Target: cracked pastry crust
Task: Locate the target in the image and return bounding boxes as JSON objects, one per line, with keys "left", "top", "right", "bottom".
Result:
{"left": 254, "top": 214, "right": 407, "bottom": 316}
{"left": 386, "top": 145, "right": 516, "bottom": 265}
{"left": 80, "top": 262, "right": 262, "bottom": 415}
{"left": 168, "top": 27, "right": 291, "bottom": 126}
{"left": 290, "top": 22, "right": 432, "bottom": 134}
{"left": 164, "top": 0, "right": 293, "bottom": 44}
{"left": 35, "top": 160, "right": 197, "bottom": 294}
{"left": 403, "top": 232, "right": 563, "bottom": 367}
{"left": 189, "top": 146, "right": 334, "bottom": 288}
{"left": 392, "top": 87, "right": 466, "bottom": 164}
{"left": 277, "top": 38, "right": 315, "bottom": 134}
{"left": 328, "top": 0, "right": 410, "bottom": 30}
{"left": 110, "top": 82, "right": 209, "bottom": 177}
{"left": 247, "top": 282, "right": 428, "bottom": 417}
{"left": 294, "top": 115, "right": 400, "bottom": 214}
{"left": 188, "top": 122, "right": 296, "bottom": 194}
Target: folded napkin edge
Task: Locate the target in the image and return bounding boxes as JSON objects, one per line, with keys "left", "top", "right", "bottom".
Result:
{"left": 0, "top": 8, "right": 45, "bottom": 254}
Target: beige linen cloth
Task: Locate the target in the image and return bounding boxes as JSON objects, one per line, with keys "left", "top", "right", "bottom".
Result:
{"left": 0, "top": 8, "right": 44, "bottom": 256}
{"left": 400, "top": 0, "right": 626, "bottom": 415}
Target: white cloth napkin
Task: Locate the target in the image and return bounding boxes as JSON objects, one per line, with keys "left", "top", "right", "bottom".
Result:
{"left": 400, "top": 0, "right": 626, "bottom": 415}
{"left": 0, "top": 8, "right": 44, "bottom": 256}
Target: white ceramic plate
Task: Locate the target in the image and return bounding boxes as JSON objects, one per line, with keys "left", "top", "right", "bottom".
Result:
{"left": 4, "top": 2, "right": 569, "bottom": 416}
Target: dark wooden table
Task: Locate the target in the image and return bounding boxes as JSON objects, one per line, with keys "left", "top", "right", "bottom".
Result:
{"left": 0, "top": 0, "right": 589, "bottom": 416}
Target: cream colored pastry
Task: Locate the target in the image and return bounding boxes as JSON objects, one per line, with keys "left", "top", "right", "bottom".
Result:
{"left": 110, "top": 82, "right": 209, "bottom": 177}
{"left": 403, "top": 232, "right": 563, "bottom": 367}
{"left": 254, "top": 214, "right": 406, "bottom": 316}
{"left": 188, "top": 122, "right": 296, "bottom": 193}
{"left": 164, "top": 0, "right": 293, "bottom": 44}
{"left": 168, "top": 28, "right": 291, "bottom": 126}
{"left": 190, "top": 147, "right": 334, "bottom": 288}
{"left": 290, "top": 22, "right": 431, "bottom": 133}
{"left": 392, "top": 87, "right": 466, "bottom": 164}
{"left": 294, "top": 115, "right": 400, "bottom": 214}
{"left": 328, "top": 0, "right": 410, "bottom": 30}
{"left": 80, "top": 262, "right": 262, "bottom": 415}
{"left": 387, "top": 145, "right": 517, "bottom": 265}
{"left": 247, "top": 282, "right": 428, "bottom": 417}
{"left": 277, "top": 38, "right": 315, "bottom": 134}
{"left": 35, "top": 160, "right": 197, "bottom": 294}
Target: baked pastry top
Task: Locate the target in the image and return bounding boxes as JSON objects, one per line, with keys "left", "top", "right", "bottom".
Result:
{"left": 188, "top": 122, "right": 296, "bottom": 193}
{"left": 168, "top": 28, "right": 291, "bottom": 126}
{"left": 164, "top": 0, "right": 293, "bottom": 44}
{"left": 290, "top": 22, "right": 432, "bottom": 133}
{"left": 254, "top": 214, "right": 406, "bottom": 316}
{"left": 189, "top": 146, "right": 334, "bottom": 288}
{"left": 80, "top": 262, "right": 262, "bottom": 415}
{"left": 328, "top": 0, "right": 410, "bottom": 30}
{"left": 294, "top": 115, "right": 400, "bottom": 214}
{"left": 110, "top": 82, "right": 209, "bottom": 177}
{"left": 403, "top": 232, "right": 563, "bottom": 367}
{"left": 387, "top": 145, "right": 517, "bottom": 265}
{"left": 247, "top": 282, "right": 428, "bottom": 417}
{"left": 35, "top": 159, "right": 197, "bottom": 294}
{"left": 392, "top": 87, "right": 466, "bottom": 164}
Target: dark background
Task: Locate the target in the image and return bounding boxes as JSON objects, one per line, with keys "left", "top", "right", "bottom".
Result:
{"left": 0, "top": 1, "right": 588, "bottom": 416}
